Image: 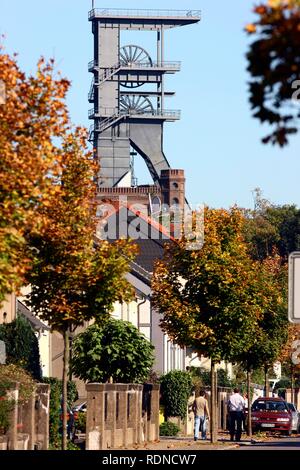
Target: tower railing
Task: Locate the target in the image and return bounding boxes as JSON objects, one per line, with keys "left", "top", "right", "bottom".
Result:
{"left": 88, "top": 60, "right": 181, "bottom": 73}
{"left": 88, "top": 9, "right": 201, "bottom": 20}
{"left": 89, "top": 107, "right": 181, "bottom": 121}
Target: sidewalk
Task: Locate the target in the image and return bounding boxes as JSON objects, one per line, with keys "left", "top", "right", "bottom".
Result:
{"left": 124, "top": 435, "right": 243, "bottom": 451}
{"left": 75, "top": 432, "right": 277, "bottom": 451}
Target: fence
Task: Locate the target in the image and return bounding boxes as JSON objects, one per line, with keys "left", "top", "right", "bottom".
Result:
{"left": 86, "top": 383, "right": 159, "bottom": 450}
{"left": 0, "top": 383, "right": 50, "bottom": 450}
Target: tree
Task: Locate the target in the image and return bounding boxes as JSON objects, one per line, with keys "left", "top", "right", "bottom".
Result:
{"left": 0, "top": 316, "right": 41, "bottom": 380}
{"left": 244, "top": 189, "right": 300, "bottom": 260}
{"left": 26, "top": 129, "right": 137, "bottom": 449}
{"left": 152, "top": 207, "right": 263, "bottom": 442}
{"left": 236, "top": 254, "right": 289, "bottom": 436}
{"left": 246, "top": 0, "right": 300, "bottom": 146}
{"left": 72, "top": 319, "right": 155, "bottom": 384}
{"left": 0, "top": 50, "right": 69, "bottom": 304}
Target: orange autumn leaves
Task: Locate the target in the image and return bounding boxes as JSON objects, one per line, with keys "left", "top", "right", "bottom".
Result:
{"left": 0, "top": 50, "right": 70, "bottom": 302}
{"left": 0, "top": 49, "right": 136, "bottom": 331}
{"left": 245, "top": 0, "right": 300, "bottom": 34}
{"left": 27, "top": 129, "right": 136, "bottom": 330}
{"left": 152, "top": 207, "right": 287, "bottom": 363}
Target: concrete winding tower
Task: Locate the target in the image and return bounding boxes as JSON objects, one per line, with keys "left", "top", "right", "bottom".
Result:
{"left": 88, "top": 8, "right": 200, "bottom": 207}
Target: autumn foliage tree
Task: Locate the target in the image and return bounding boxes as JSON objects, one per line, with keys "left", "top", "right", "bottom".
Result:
{"left": 152, "top": 208, "right": 265, "bottom": 442}
{"left": 26, "top": 128, "right": 136, "bottom": 449}
{"left": 236, "top": 254, "right": 288, "bottom": 435}
{"left": 246, "top": 0, "right": 300, "bottom": 146}
{"left": 0, "top": 49, "right": 69, "bottom": 304}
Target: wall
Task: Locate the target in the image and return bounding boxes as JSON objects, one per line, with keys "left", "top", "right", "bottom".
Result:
{"left": 0, "top": 294, "right": 16, "bottom": 325}
{"left": 2, "top": 383, "right": 50, "bottom": 450}
{"left": 85, "top": 383, "right": 159, "bottom": 450}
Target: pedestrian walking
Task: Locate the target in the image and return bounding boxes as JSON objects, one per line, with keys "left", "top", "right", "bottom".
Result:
{"left": 192, "top": 390, "right": 210, "bottom": 441}
{"left": 227, "top": 388, "right": 245, "bottom": 442}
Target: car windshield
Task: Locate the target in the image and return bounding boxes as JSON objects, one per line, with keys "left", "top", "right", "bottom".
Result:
{"left": 252, "top": 401, "right": 288, "bottom": 412}
{"left": 287, "top": 403, "right": 296, "bottom": 412}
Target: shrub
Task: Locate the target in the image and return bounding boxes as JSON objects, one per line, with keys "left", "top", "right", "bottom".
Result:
{"left": 42, "top": 377, "right": 78, "bottom": 448}
{"left": 0, "top": 316, "right": 41, "bottom": 380}
{"left": 42, "top": 378, "right": 60, "bottom": 447}
{"left": 72, "top": 319, "right": 155, "bottom": 384}
{"left": 160, "top": 370, "right": 193, "bottom": 420}
{"left": 159, "top": 421, "right": 180, "bottom": 437}
{"left": 0, "top": 364, "right": 35, "bottom": 402}
{"left": 75, "top": 412, "right": 86, "bottom": 433}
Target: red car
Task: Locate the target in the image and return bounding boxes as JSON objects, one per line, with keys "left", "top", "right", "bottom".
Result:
{"left": 251, "top": 397, "right": 293, "bottom": 436}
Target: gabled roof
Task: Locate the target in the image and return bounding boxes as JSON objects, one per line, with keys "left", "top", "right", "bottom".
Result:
{"left": 96, "top": 200, "right": 175, "bottom": 277}
{"left": 17, "top": 300, "right": 50, "bottom": 332}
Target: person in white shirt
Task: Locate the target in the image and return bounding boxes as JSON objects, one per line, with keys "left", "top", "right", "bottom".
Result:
{"left": 227, "top": 388, "right": 245, "bottom": 442}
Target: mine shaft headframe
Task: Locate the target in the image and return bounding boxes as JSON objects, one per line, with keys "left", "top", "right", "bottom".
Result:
{"left": 88, "top": 8, "right": 201, "bottom": 188}
{"left": 88, "top": 8, "right": 201, "bottom": 29}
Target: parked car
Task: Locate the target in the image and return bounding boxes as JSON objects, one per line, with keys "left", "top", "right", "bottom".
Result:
{"left": 286, "top": 403, "right": 300, "bottom": 433}
{"left": 251, "top": 397, "right": 293, "bottom": 436}
{"left": 72, "top": 400, "right": 87, "bottom": 418}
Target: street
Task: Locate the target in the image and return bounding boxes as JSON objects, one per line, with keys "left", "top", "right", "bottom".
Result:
{"left": 234, "top": 436, "right": 300, "bottom": 451}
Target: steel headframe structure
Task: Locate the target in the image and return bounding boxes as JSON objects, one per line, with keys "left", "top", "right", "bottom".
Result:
{"left": 88, "top": 8, "right": 201, "bottom": 188}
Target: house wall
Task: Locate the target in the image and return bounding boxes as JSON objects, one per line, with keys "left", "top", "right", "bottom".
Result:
{"left": 18, "top": 286, "right": 51, "bottom": 379}
{"left": 0, "top": 293, "right": 16, "bottom": 324}
{"left": 185, "top": 352, "right": 234, "bottom": 379}
{"left": 39, "top": 330, "right": 51, "bottom": 378}
{"left": 111, "top": 298, "right": 151, "bottom": 342}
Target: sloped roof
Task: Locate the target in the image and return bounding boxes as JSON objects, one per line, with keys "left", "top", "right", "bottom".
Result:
{"left": 96, "top": 202, "right": 174, "bottom": 278}
{"left": 17, "top": 301, "right": 50, "bottom": 331}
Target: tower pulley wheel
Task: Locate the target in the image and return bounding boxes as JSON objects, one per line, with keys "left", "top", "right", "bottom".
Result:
{"left": 120, "top": 45, "right": 152, "bottom": 89}
{"left": 120, "top": 95, "right": 154, "bottom": 115}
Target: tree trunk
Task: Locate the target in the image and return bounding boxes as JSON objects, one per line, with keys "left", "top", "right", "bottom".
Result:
{"left": 247, "top": 370, "right": 252, "bottom": 439}
{"left": 264, "top": 367, "right": 270, "bottom": 398}
{"left": 69, "top": 332, "right": 73, "bottom": 382}
{"left": 62, "top": 329, "right": 70, "bottom": 450}
{"left": 210, "top": 361, "right": 218, "bottom": 444}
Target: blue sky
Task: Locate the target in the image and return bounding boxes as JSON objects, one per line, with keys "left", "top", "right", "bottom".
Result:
{"left": 1, "top": 0, "right": 300, "bottom": 209}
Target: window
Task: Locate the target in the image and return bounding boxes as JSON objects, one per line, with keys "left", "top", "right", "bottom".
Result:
{"left": 252, "top": 400, "right": 288, "bottom": 412}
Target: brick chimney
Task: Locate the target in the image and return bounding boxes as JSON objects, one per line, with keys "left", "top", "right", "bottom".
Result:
{"left": 159, "top": 169, "right": 185, "bottom": 210}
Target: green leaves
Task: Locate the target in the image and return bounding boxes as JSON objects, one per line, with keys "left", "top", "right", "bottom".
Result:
{"left": 0, "top": 316, "right": 41, "bottom": 380}
{"left": 153, "top": 207, "right": 288, "bottom": 370}
{"left": 153, "top": 208, "right": 262, "bottom": 363}
{"left": 71, "top": 319, "right": 155, "bottom": 384}
{"left": 160, "top": 371, "right": 193, "bottom": 420}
